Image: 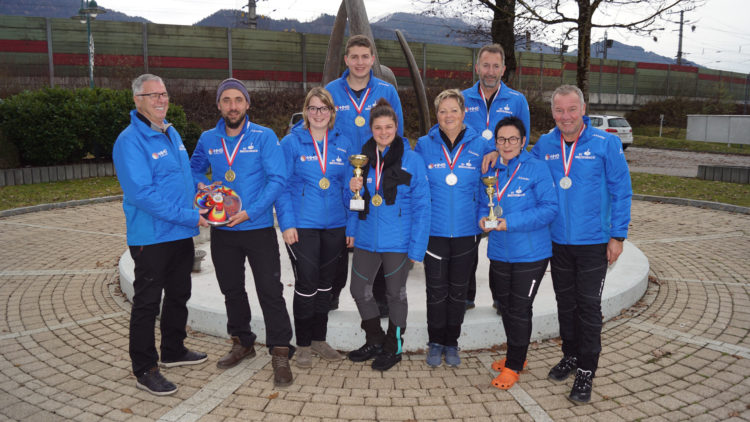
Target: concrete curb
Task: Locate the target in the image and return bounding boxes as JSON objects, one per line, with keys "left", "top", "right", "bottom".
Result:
{"left": 0, "top": 195, "right": 123, "bottom": 218}
{"left": 633, "top": 194, "right": 750, "bottom": 215}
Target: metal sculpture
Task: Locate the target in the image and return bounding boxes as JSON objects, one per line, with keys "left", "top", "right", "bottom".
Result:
{"left": 322, "top": 0, "right": 431, "bottom": 135}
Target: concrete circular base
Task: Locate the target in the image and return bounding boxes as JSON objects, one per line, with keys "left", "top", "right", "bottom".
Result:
{"left": 119, "top": 229, "right": 649, "bottom": 352}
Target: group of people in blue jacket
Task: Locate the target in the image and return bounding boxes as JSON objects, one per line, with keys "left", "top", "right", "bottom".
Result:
{"left": 113, "top": 34, "right": 632, "bottom": 405}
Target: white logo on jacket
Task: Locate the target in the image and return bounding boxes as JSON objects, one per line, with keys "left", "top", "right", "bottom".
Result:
{"left": 208, "top": 148, "right": 224, "bottom": 155}
{"left": 458, "top": 160, "right": 476, "bottom": 170}
{"left": 508, "top": 186, "right": 525, "bottom": 197}
{"left": 576, "top": 149, "right": 596, "bottom": 160}
{"left": 151, "top": 149, "right": 168, "bottom": 159}
{"left": 545, "top": 153, "right": 561, "bottom": 161}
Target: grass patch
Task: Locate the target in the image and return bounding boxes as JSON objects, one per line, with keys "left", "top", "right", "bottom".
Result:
{"left": 0, "top": 177, "right": 122, "bottom": 211}
{"left": 634, "top": 135, "right": 750, "bottom": 155}
{"left": 631, "top": 173, "right": 750, "bottom": 207}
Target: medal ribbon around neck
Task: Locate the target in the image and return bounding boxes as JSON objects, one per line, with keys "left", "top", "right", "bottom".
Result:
{"left": 479, "top": 85, "right": 492, "bottom": 132}
{"left": 346, "top": 87, "right": 371, "bottom": 117}
{"left": 494, "top": 162, "right": 522, "bottom": 203}
{"left": 560, "top": 123, "right": 586, "bottom": 179}
{"left": 374, "top": 150, "right": 385, "bottom": 193}
{"left": 221, "top": 120, "right": 250, "bottom": 174}
{"left": 309, "top": 129, "right": 328, "bottom": 177}
{"left": 441, "top": 143, "right": 466, "bottom": 175}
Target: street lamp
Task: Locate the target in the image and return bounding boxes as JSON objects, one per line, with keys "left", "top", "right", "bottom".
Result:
{"left": 71, "top": 0, "right": 106, "bottom": 88}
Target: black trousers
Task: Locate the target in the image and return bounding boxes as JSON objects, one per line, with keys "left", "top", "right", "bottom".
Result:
{"left": 551, "top": 242, "right": 608, "bottom": 374}
{"left": 129, "top": 237, "right": 194, "bottom": 376}
{"left": 350, "top": 249, "right": 410, "bottom": 327}
{"left": 423, "top": 235, "right": 478, "bottom": 346}
{"left": 490, "top": 258, "right": 548, "bottom": 372}
{"left": 211, "top": 227, "right": 293, "bottom": 351}
{"left": 467, "top": 234, "right": 493, "bottom": 303}
{"left": 285, "top": 227, "right": 345, "bottom": 346}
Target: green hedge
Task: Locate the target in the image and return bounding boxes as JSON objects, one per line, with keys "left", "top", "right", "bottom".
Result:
{"left": 0, "top": 87, "right": 191, "bottom": 166}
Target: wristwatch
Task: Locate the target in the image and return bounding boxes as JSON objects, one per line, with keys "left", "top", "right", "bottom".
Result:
{"left": 612, "top": 237, "right": 625, "bottom": 242}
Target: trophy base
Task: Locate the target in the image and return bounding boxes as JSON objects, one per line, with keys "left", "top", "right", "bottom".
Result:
{"left": 485, "top": 219, "right": 498, "bottom": 229}
{"left": 350, "top": 199, "right": 365, "bottom": 211}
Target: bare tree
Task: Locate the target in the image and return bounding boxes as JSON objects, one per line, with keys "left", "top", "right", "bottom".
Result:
{"left": 515, "top": 0, "right": 701, "bottom": 100}
{"left": 422, "top": 0, "right": 542, "bottom": 84}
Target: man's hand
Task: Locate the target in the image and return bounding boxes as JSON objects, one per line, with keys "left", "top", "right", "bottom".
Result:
{"left": 346, "top": 236, "right": 355, "bottom": 248}
{"left": 607, "top": 238, "right": 624, "bottom": 265}
{"left": 282, "top": 228, "right": 298, "bottom": 245}
{"left": 482, "top": 151, "right": 499, "bottom": 173}
{"left": 198, "top": 215, "right": 209, "bottom": 227}
{"left": 226, "top": 210, "right": 249, "bottom": 227}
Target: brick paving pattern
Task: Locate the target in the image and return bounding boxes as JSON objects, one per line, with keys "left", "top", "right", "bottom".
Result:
{"left": 0, "top": 200, "right": 748, "bottom": 421}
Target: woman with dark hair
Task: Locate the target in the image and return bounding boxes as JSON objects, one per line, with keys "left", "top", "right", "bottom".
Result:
{"left": 277, "top": 87, "right": 355, "bottom": 368}
{"left": 414, "top": 89, "right": 492, "bottom": 367}
{"left": 478, "top": 116, "right": 557, "bottom": 389}
{"left": 346, "top": 98, "right": 431, "bottom": 371}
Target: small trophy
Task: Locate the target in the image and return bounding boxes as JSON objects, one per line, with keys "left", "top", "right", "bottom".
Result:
{"left": 349, "top": 154, "right": 369, "bottom": 211}
{"left": 482, "top": 176, "right": 499, "bottom": 229}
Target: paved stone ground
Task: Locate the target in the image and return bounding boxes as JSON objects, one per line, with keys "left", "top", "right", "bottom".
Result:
{"left": 0, "top": 200, "right": 748, "bottom": 422}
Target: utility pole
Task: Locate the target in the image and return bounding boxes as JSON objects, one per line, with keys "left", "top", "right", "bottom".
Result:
{"left": 677, "top": 10, "right": 684, "bottom": 65}
{"left": 603, "top": 31, "right": 608, "bottom": 59}
{"left": 246, "top": 0, "right": 257, "bottom": 29}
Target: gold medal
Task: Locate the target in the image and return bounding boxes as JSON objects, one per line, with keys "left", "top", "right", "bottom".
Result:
{"left": 319, "top": 177, "right": 330, "bottom": 190}
{"left": 225, "top": 169, "right": 236, "bottom": 182}
{"left": 355, "top": 115, "right": 366, "bottom": 127}
{"left": 371, "top": 193, "right": 383, "bottom": 206}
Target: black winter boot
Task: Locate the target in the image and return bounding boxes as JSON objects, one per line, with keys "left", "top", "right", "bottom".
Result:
{"left": 372, "top": 321, "right": 404, "bottom": 371}
{"left": 348, "top": 317, "right": 385, "bottom": 362}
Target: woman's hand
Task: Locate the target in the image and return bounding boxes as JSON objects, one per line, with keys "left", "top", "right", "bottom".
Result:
{"left": 346, "top": 236, "right": 355, "bottom": 248}
{"left": 282, "top": 228, "right": 298, "bottom": 245}
{"left": 349, "top": 176, "right": 363, "bottom": 193}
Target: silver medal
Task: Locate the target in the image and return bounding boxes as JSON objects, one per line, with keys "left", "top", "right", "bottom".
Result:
{"left": 494, "top": 205, "right": 503, "bottom": 217}
{"left": 559, "top": 176, "right": 572, "bottom": 190}
{"left": 482, "top": 129, "right": 493, "bottom": 140}
{"left": 445, "top": 172, "right": 458, "bottom": 186}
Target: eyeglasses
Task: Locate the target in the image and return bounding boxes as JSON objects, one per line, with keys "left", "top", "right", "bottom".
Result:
{"left": 496, "top": 136, "right": 521, "bottom": 145}
{"left": 307, "top": 106, "right": 331, "bottom": 115}
{"left": 136, "top": 92, "right": 169, "bottom": 100}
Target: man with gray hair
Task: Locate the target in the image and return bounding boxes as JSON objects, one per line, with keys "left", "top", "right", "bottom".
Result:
{"left": 530, "top": 84, "right": 632, "bottom": 403}
{"left": 113, "top": 74, "right": 209, "bottom": 396}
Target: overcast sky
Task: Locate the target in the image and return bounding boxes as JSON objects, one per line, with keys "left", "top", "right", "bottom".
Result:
{"left": 94, "top": 0, "right": 750, "bottom": 74}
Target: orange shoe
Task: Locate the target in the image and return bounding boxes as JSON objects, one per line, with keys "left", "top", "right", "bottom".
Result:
{"left": 491, "top": 358, "right": 528, "bottom": 372}
{"left": 491, "top": 367, "right": 520, "bottom": 390}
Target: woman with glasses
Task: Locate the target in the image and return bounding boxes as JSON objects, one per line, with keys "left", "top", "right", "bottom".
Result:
{"left": 277, "top": 87, "right": 355, "bottom": 368}
{"left": 413, "top": 89, "right": 492, "bottom": 368}
{"left": 478, "top": 116, "right": 558, "bottom": 390}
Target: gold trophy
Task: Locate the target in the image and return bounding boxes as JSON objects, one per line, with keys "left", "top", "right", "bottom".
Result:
{"left": 482, "top": 176, "right": 499, "bottom": 229}
{"left": 349, "top": 154, "right": 369, "bottom": 211}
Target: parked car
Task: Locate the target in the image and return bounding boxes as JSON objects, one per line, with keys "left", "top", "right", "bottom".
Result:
{"left": 589, "top": 115, "right": 633, "bottom": 150}
{"left": 285, "top": 112, "right": 303, "bottom": 136}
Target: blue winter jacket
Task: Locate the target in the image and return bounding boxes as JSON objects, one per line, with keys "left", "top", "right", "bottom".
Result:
{"left": 113, "top": 110, "right": 200, "bottom": 246}
{"left": 190, "top": 116, "right": 287, "bottom": 231}
{"left": 479, "top": 151, "right": 558, "bottom": 263}
{"left": 530, "top": 116, "right": 632, "bottom": 245}
{"left": 325, "top": 69, "right": 404, "bottom": 149}
{"left": 414, "top": 125, "right": 493, "bottom": 238}
{"left": 277, "top": 125, "right": 356, "bottom": 231}
{"left": 347, "top": 146, "right": 432, "bottom": 262}
{"left": 462, "top": 81, "right": 530, "bottom": 147}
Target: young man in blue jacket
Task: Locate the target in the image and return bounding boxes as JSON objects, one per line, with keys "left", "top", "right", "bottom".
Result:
{"left": 462, "top": 43, "right": 531, "bottom": 311}
{"left": 190, "top": 78, "right": 295, "bottom": 387}
{"left": 325, "top": 35, "right": 404, "bottom": 314}
{"left": 530, "top": 84, "right": 632, "bottom": 403}
{"left": 113, "top": 74, "right": 209, "bottom": 396}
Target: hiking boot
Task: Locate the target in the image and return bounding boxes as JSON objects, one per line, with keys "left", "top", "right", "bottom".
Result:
{"left": 160, "top": 349, "right": 208, "bottom": 368}
{"left": 444, "top": 346, "right": 461, "bottom": 367}
{"left": 136, "top": 367, "right": 177, "bottom": 396}
{"left": 347, "top": 343, "right": 383, "bottom": 362}
{"left": 569, "top": 368, "right": 594, "bottom": 403}
{"left": 371, "top": 350, "right": 401, "bottom": 371}
{"left": 548, "top": 355, "right": 578, "bottom": 381}
{"left": 426, "top": 343, "right": 443, "bottom": 368}
{"left": 271, "top": 346, "right": 293, "bottom": 387}
{"left": 217, "top": 336, "right": 255, "bottom": 369}
{"left": 311, "top": 341, "right": 343, "bottom": 361}
{"left": 295, "top": 346, "right": 312, "bottom": 368}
